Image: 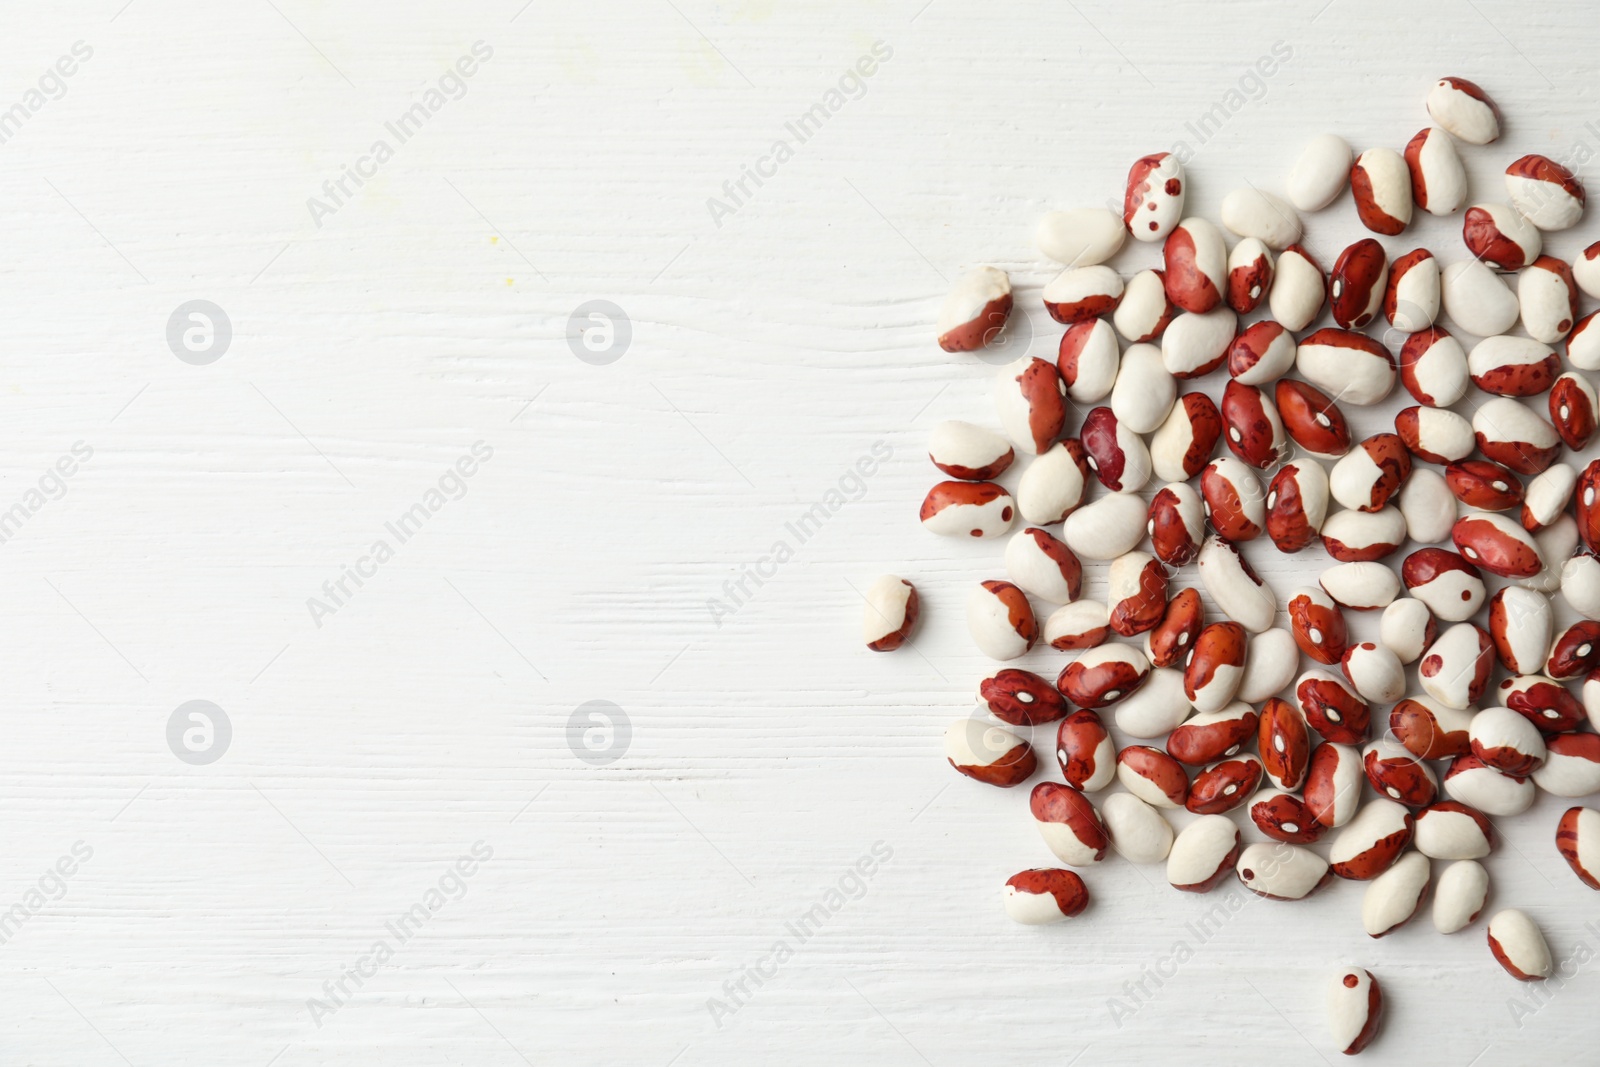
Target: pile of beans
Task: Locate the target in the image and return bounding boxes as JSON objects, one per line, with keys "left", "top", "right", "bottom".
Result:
{"left": 865, "top": 76, "right": 1600, "bottom": 1055}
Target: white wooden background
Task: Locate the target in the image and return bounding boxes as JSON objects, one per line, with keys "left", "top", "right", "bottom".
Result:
{"left": 3, "top": 0, "right": 1600, "bottom": 1062}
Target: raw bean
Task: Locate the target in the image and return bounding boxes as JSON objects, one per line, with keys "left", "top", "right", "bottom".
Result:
{"left": 1506, "top": 155, "right": 1585, "bottom": 231}
{"left": 1518, "top": 256, "right": 1579, "bottom": 342}
{"left": 1296, "top": 669, "right": 1372, "bottom": 745}
{"left": 1056, "top": 708, "right": 1116, "bottom": 791}
{"left": 1035, "top": 207, "right": 1126, "bottom": 266}
{"left": 921, "top": 480, "right": 1016, "bottom": 538}
{"left": 1287, "top": 133, "right": 1352, "bottom": 211}
{"left": 1398, "top": 328, "right": 1469, "bottom": 408}
{"left": 1226, "top": 238, "right": 1274, "bottom": 314}
{"left": 1330, "top": 434, "right": 1411, "bottom": 512}
{"left": 1289, "top": 586, "right": 1350, "bottom": 665}
{"left": 1103, "top": 792, "right": 1175, "bottom": 863}
{"left": 930, "top": 420, "right": 1014, "bottom": 481}
{"left": 1522, "top": 465, "right": 1577, "bottom": 531}
{"left": 1533, "top": 736, "right": 1600, "bottom": 797}
{"left": 1322, "top": 507, "right": 1406, "bottom": 563}
{"left": 1440, "top": 259, "right": 1519, "bottom": 337}
{"left": 1161, "top": 307, "right": 1237, "bottom": 378}
{"left": 1344, "top": 643, "right": 1408, "bottom": 704}
{"left": 864, "top": 575, "right": 919, "bottom": 652}
{"left": 1497, "top": 674, "right": 1586, "bottom": 733}
{"left": 1305, "top": 742, "right": 1364, "bottom": 828}
{"left": 1415, "top": 801, "right": 1493, "bottom": 859}
{"left": 937, "top": 266, "right": 1013, "bottom": 353}
{"left": 1389, "top": 696, "right": 1473, "bottom": 760}
{"left": 1398, "top": 468, "right": 1457, "bottom": 544}
{"left": 1220, "top": 380, "right": 1287, "bottom": 469}
{"left": 993, "top": 356, "right": 1068, "bottom": 454}
{"left": 1056, "top": 644, "right": 1149, "bottom": 708}
{"left": 1004, "top": 527, "right": 1083, "bottom": 603}
{"left": 1081, "top": 407, "right": 1152, "bottom": 492}
{"left": 1186, "top": 756, "right": 1262, "bottom": 814}
{"left": 1043, "top": 599, "right": 1111, "bottom": 651}
{"left": 1236, "top": 841, "right": 1332, "bottom": 900}
{"left": 1200, "top": 456, "right": 1266, "bottom": 541}
{"left": 1030, "top": 782, "right": 1109, "bottom": 866}
{"left": 1469, "top": 707, "right": 1547, "bottom": 776}
{"left": 1486, "top": 909, "right": 1553, "bottom": 981}
{"left": 1351, "top": 148, "right": 1413, "bottom": 235}
{"left": 1147, "top": 484, "right": 1207, "bottom": 567}
{"left": 1556, "top": 806, "right": 1600, "bottom": 888}
{"left": 1145, "top": 587, "right": 1203, "bottom": 668}
{"left": 1362, "top": 740, "right": 1438, "bottom": 805}
{"left": 1587, "top": 670, "right": 1600, "bottom": 728}
{"left": 1402, "top": 547, "right": 1486, "bottom": 621}
{"left": 1237, "top": 629, "right": 1299, "bottom": 704}
{"left": 1523, "top": 516, "right": 1578, "bottom": 593}
{"left": 1003, "top": 868, "right": 1089, "bottom": 924}
{"left": 1275, "top": 380, "right": 1351, "bottom": 458}
{"left": 1268, "top": 459, "right": 1331, "bottom": 553}
{"left": 1549, "top": 372, "right": 1599, "bottom": 450}
{"left": 1488, "top": 587, "right": 1553, "bottom": 674}
{"left": 1166, "top": 814, "right": 1241, "bottom": 892}
{"left": 1453, "top": 513, "right": 1544, "bottom": 578}
{"left": 1220, "top": 187, "right": 1301, "bottom": 249}
{"left": 1016, "top": 440, "right": 1090, "bottom": 525}
{"left": 1329, "top": 238, "right": 1388, "bottom": 329}
{"left": 1379, "top": 598, "right": 1437, "bottom": 665}
{"left": 1123, "top": 152, "right": 1186, "bottom": 242}
{"left": 1167, "top": 701, "right": 1259, "bottom": 766}
{"left": 1395, "top": 404, "right": 1465, "bottom": 463}
{"left": 1063, "top": 491, "right": 1148, "bottom": 560}
{"left": 1427, "top": 77, "right": 1500, "bottom": 144}
{"left": 1467, "top": 336, "right": 1560, "bottom": 397}
{"left": 1197, "top": 536, "right": 1277, "bottom": 633}
{"left": 1326, "top": 968, "right": 1384, "bottom": 1055}
{"left": 1296, "top": 328, "right": 1396, "bottom": 405}
{"left": 1472, "top": 397, "right": 1559, "bottom": 475}
{"left": 1320, "top": 562, "right": 1400, "bottom": 612}
{"left": 1184, "top": 621, "right": 1248, "bottom": 714}
{"left": 1547, "top": 620, "right": 1600, "bottom": 680}
{"left": 1328, "top": 798, "right": 1414, "bottom": 880}
{"left": 1114, "top": 668, "right": 1193, "bottom": 738}
{"left": 1056, "top": 318, "right": 1122, "bottom": 403}
{"left": 1043, "top": 265, "right": 1124, "bottom": 325}
{"left": 1113, "top": 268, "right": 1177, "bottom": 343}
{"left": 967, "top": 580, "right": 1039, "bottom": 660}
{"left": 1563, "top": 554, "right": 1600, "bottom": 619}
{"left": 1384, "top": 249, "right": 1441, "bottom": 331}
{"left": 1574, "top": 312, "right": 1600, "bottom": 371}
{"left": 1579, "top": 460, "right": 1600, "bottom": 551}
{"left": 1579, "top": 243, "right": 1600, "bottom": 299}
{"left": 1446, "top": 460, "right": 1524, "bottom": 512}
{"left": 979, "top": 669, "right": 1070, "bottom": 726}
{"left": 1269, "top": 244, "right": 1326, "bottom": 331}
{"left": 1110, "top": 342, "right": 1176, "bottom": 433}
{"left": 1228, "top": 320, "right": 1295, "bottom": 384}
{"left": 1258, "top": 696, "right": 1311, "bottom": 790}
{"left": 1433, "top": 860, "right": 1490, "bottom": 933}
{"left": 1106, "top": 551, "right": 1168, "bottom": 636}
{"left": 1250, "top": 789, "right": 1325, "bottom": 843}
{"left": 1162, "top": 217, "right": 1227, "bottom": 312}
{"left": 1150, "top": 392, "right": 1223, "bottom": 482}
{"left": 1362, "top": 851, "right": 1431, "bottom": 937}
{"left": 1444, "top": 754, "right": 1535, "bottom": 816}
{"left": 945, "top": 719, "right": 1036, "bottom": 786}
{"left": 1405, "top": 126, "right": 1469, "bottom": 215}
{"left": 1119, "top": 744, "right": 1192, "bottom": 809}
{"left": 1419, "top": 622, "right": 1496, "bottom": 708}
{"left": 1462, "top": 202, "right": 1541, "bottom": 270}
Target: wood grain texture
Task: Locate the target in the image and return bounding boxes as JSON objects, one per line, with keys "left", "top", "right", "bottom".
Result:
{"left": 3, "top": 0, "right": 1600, "bottom": 1063}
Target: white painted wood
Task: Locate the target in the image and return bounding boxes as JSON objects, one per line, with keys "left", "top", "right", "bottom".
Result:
{"left": 3, "top": 0, "right": 1600, "bottom": 1063}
